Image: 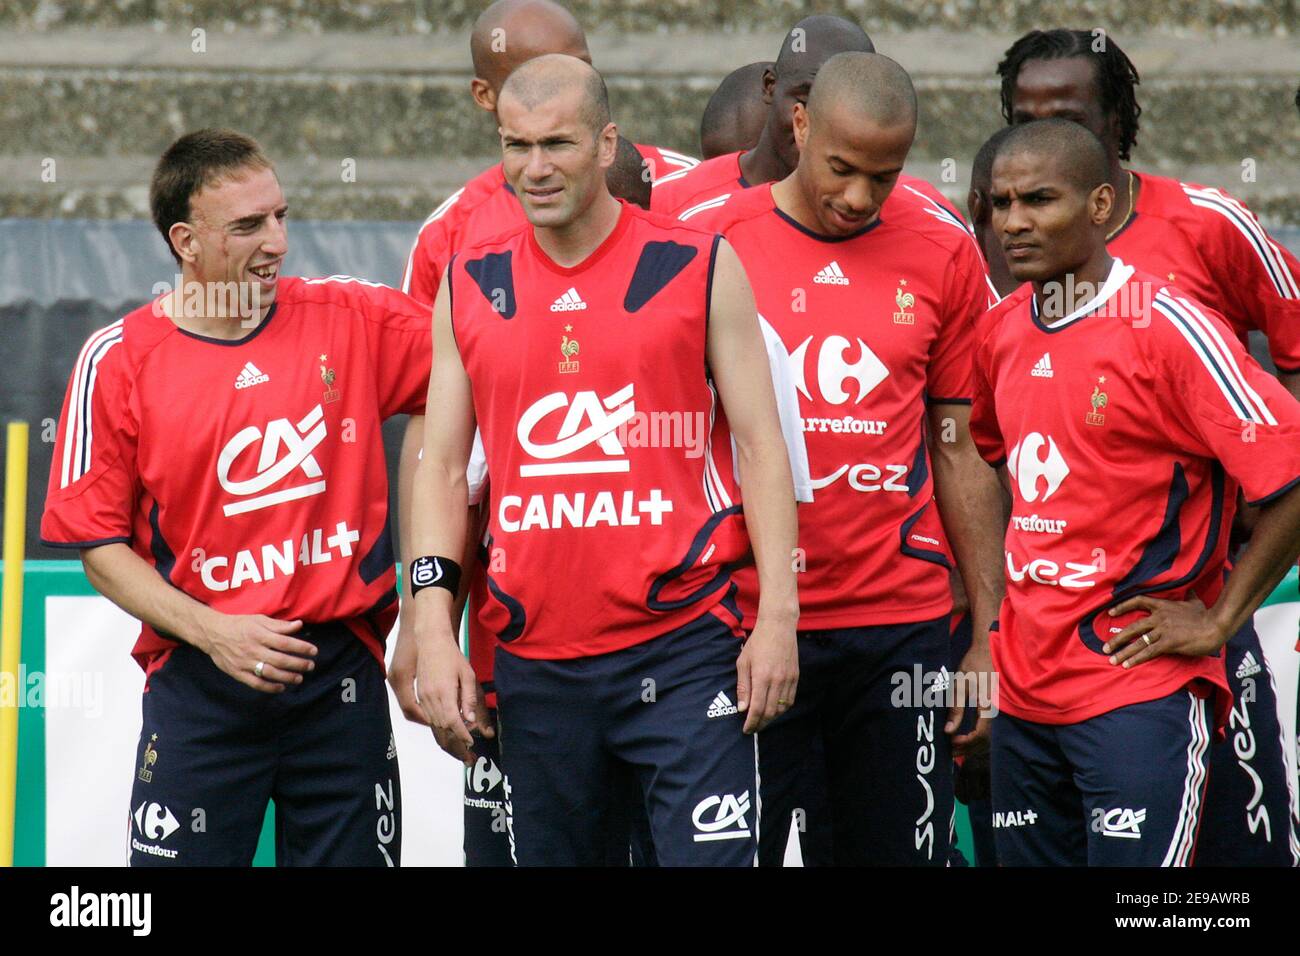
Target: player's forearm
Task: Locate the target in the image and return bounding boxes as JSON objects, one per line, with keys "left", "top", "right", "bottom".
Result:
{"left": 1209, "top": 483, "right": 1300, "bottom": 639}
{"left": 734, "top": 434, "right": 799, "bottom": 625}
{"left": 408, "top": 450, "right": 469, "bottom": 645}
{"left": 397, "top": 415, "right": 470, "bottom": 635}
{"left": 81, "top": 542, "right": 218, "bottom": 651}
{"left": 396, "top": 414, "right": 424, "bottom": 596}
{"left": 451, "top": 504, "right": 482, "bottom": 633}
{"left": 931, "top": 435, "right": 1006, "bottom": 638}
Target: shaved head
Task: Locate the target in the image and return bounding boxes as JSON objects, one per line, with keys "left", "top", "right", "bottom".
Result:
{"left": 470, "top": 0, "right": 590, "bottom": 94}
{"left": 496, "top": 54, "right": 618, "bottom": 232}
{"left": 606, "top": 135, "right": 652, "bottom": 209}
{"left": 774, "top": 14, "right": 874, "bottom": 77}
{"left": 806, "top": 51, "right": 917, "bottom": 131}
{"left": 700, "top": 61, "right": 771, "bottom": 159}
{"left": 994, "top": 118, "right": 1109, "bottom": 194}
{"left": 754, "top": 15, "right": 876, "bottom": 178}
{"left": 971, "top": 126, "right": 1015, "bottom": 197}
{"left": 989, "top": 117, "right": 1116, "bottom": 287}
{"left": 499, "top": 53, "right": 610, "bottom": 134}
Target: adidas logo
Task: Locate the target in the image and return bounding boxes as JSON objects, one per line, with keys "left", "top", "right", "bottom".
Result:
{"left": 1236, "top": 651, "right": 1262, "bottom": 680}
{"left": 1031, "top": 353, "right": 1054, "bottom": 378}
{"left": 707, "top": 691, "right": 739, "bottom": 719}
{"left": 234, "top": 361, "right": 270, "bottom": 390}
{"left": 813, "top": 261, "right": 850, "bottom": 285}
{"left": 386, "top": 734, "right": 397, "bottom": 761}
{"left": 549, "top": 287, "right": 587, "bottom": 312}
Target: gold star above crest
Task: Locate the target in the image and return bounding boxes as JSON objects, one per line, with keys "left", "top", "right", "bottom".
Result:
{"left": 320, "top": 354, "right": 327, "bottom": 362}
{"left": 1099, "top": 376, "right": 1107, "bottom": 384}
{"left": 564, "top": 324, "right": 573, "bottom": 332}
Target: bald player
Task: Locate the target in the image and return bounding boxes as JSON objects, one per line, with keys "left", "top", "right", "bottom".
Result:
{"left": 679, "top": 52, "right": 1004, "bottom": 866}
{"left": 400, "top": 0, "right": 697, "bottom": 306}
{"left": 655, "top": 16, "right": 874, "bottom": 213}
{"left": 658, "top": 15, "right": 970, "bottom": 257}
{"left": 973, "top": 119, "right": 1300, "bottom": 866}
{"left": 999, "top": 27, "right": 1300, "bottom": 867}
{"left": 408, "top": 55, "right": 798, "bottom": 866}
{"left": 700, "top": 62, "right": 772, "bottom": 161}
{"left": 606, "top": 134, "right": 654, "bottom": 211}
{"left": 391, "top": 0, "right": 695, "bottom": 867}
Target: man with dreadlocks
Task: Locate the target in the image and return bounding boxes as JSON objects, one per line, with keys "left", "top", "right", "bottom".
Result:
{"left": 997, "top": 27, "right": 1300, "bottom": 867}
{"left": 998, "top": 29, "right": 1300, "bottom": 399}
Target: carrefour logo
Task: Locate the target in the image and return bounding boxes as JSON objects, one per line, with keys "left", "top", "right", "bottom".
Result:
{"left": 1008, "top": 432, "right": 1069, "bottom": 503}
{"left": 789, "top": 334, "right": 889, "bottom": 406}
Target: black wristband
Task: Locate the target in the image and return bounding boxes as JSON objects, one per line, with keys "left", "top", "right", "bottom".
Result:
{"left": 409, "top": 555, "right": 462, "bottom": 597}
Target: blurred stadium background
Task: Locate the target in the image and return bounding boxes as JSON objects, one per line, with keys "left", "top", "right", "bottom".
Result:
{"left": 0, "top": 0, "right": 1296, "bottom": 865}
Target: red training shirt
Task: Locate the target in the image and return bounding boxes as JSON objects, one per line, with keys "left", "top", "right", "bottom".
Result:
{"left": 970, "top": 261, "right": 1300, "bottom": 727}
{"left": 682, "top": 182, "right": 994, "bottom": 629}
{"left": 1110, "top": 171, "right": 1300, "bottom": 371}
{"left": 42, "top": 276, "right": 432, "bottom": 675}
{"left": 449, "top": 201, "right": 749, "bottom": 659}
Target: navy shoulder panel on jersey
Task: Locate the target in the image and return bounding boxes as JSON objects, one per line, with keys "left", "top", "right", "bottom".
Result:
{"left": 624, "top": 241, "right": 699, "bottom": 313}
{"left": 464, "top": 251, "right": 517, "bottom": 320}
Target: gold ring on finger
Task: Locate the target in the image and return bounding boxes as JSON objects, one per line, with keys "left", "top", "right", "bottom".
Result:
{"left": 1141, "top": 634, "right": 1152, "bottom": 648}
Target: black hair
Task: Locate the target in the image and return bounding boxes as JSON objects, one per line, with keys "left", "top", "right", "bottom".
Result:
{"left": 994, "top": 118, "right": 1110, "bottom": 194}
{"left": 150, "top": 128, "right": 273, "bottom": 264}
{"left": 997, "top": 28, "right": 1142, "bottom": 161}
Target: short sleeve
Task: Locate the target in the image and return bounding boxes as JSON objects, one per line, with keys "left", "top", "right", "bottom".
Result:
{"left": 41, "top": 328, "right": 138, "bottom": 548}
{"left": 1151, "top": 291, "right": 1300, "bottom": 504}
{"left": 926, "top": 243, "right": 989, "bottom": 404}
{"left": 968, "top": 315, "right": 1007, "bottom": 468}
{"left": 401, "top": 199, "right": 461, "bottom": 307}
{"left": 359, "top": 283, "right": 434, "bottom": 419}
{"left": 1190, "top": 186, "right": 1300, "bottom": 372}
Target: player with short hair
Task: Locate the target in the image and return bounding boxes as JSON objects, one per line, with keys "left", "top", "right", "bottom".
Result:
{"left": 407, "top": 54, "right": 799, "bottom": 866}
{"left": 998, "top": 27, "right": 1300, "bottom": 866}
{"left": 391, "top": 0, "right": 700, "bottom": 867}
{"left": 700, "top": 62, "right": 773, "bottom": 160}
{"left": 606, "top": 135, "right": 654, "bottom": 210}
{"left": 41, "top": 128, "right": 433, "bottom": 866}
{"left": 973, "top": 118, "right": 1300, "bottom": 866}
{"left": 967, "top": 127, "right": 1019, "bottom": 299}
{"left": 681, "top": 52, "right": 1005, "bottom": 866}
{"left": 400, "top": 0, "right": 696, "bottom": 306}
{"left": 655, "top": 16, "right": 874, "bottom": 215}
{"left": 665, "top": 15, "right": 973, "bottom": 270}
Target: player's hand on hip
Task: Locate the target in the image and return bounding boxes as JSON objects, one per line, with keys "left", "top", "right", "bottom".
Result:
{"left": 1102, "top": 595, "right": 1229, "bottom": 668}
{"left": 414, "top": 625, "right": 479, "bottom": 765}
{"left": 197, "top": 613, "right": 317, "bottom": 693}
{"left": 388, "top": 613, "right": 428, "bottom": 726}
{"left": 946, "top": 638, "right": 993, "bottom": 758}
{"left": 736, "top": 619, "right": 799, "bottom": 734}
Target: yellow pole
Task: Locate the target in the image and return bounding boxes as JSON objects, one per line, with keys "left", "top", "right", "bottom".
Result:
{"left": 0, "top": 421, "right": 29, "bottom": 867}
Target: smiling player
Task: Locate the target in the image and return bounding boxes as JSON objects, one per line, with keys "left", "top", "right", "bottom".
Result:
{"left": 42, "top": 129, "right": 433, "bottom": 866}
